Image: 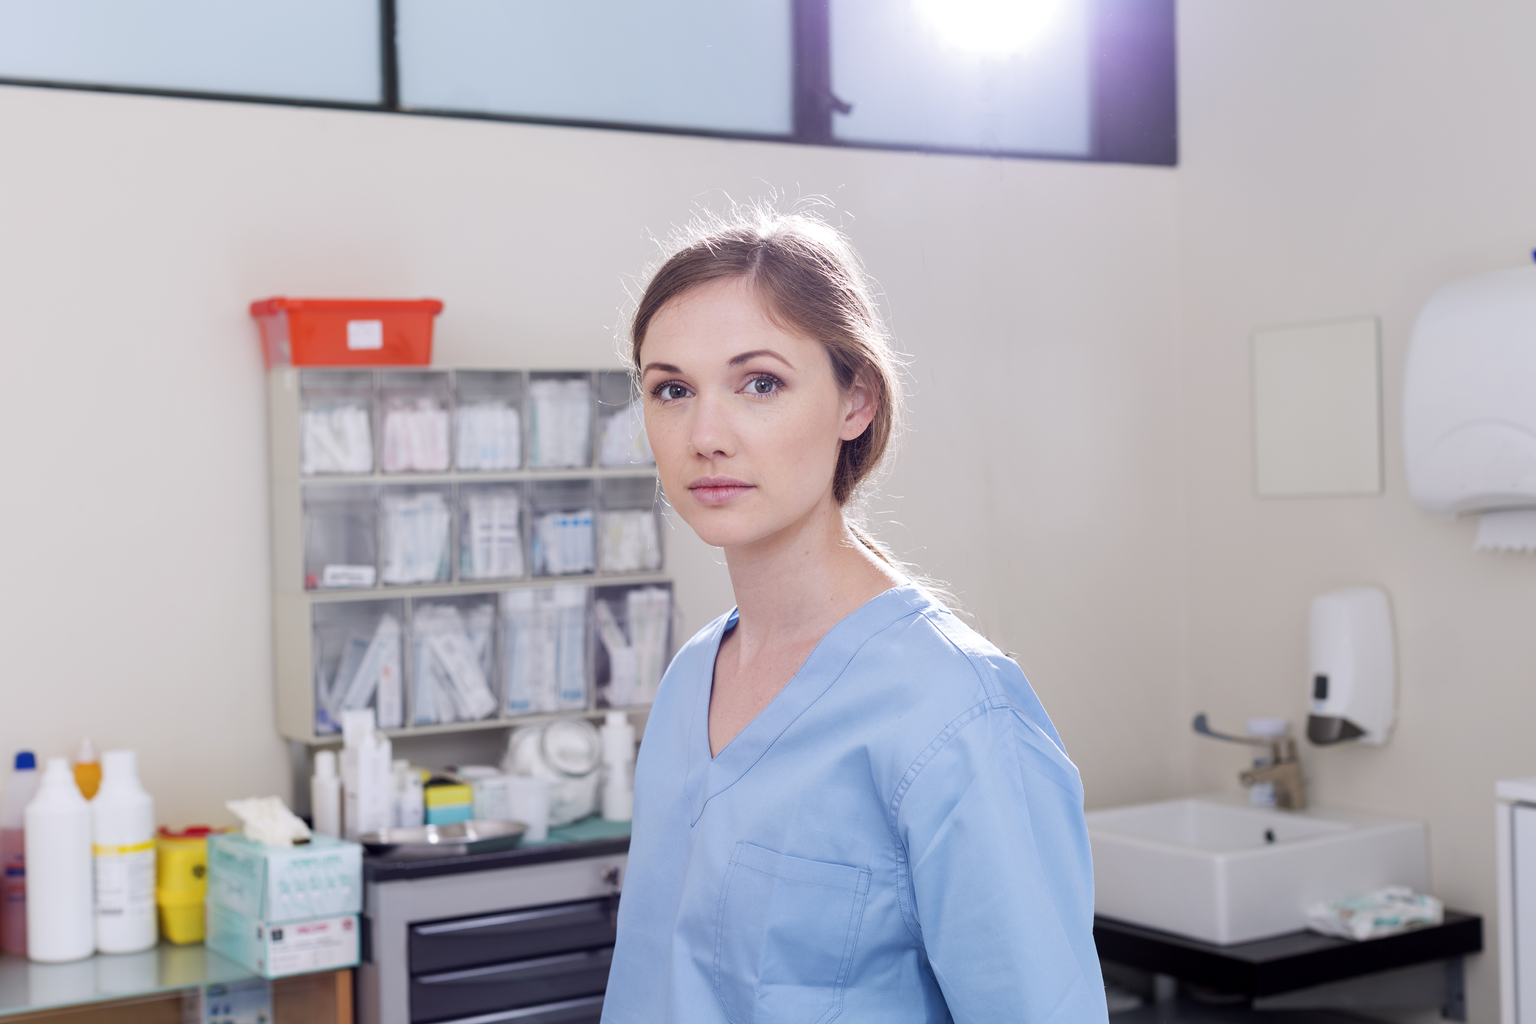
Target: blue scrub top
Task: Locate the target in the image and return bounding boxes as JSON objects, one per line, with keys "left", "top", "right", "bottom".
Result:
{"left": 603, "top": 583, "right": 1107, "bottom": 1023}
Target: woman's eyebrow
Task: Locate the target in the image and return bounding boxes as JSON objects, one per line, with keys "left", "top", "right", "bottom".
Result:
{"left": 729, "top": 348, "right": 794, "bottom": 370}
{"left": 640, "top": 361, "right": 683, "bottom": 375}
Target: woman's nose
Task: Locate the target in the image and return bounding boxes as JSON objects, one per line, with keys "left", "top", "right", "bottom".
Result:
{"left": 688, "top": 392, "right": 735, "bottom": 459}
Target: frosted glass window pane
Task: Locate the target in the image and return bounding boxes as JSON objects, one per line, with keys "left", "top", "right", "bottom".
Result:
{"left": 0, "top": 0, "right": 380, "bottom": 103}
{"left": 399, "top": 0, "right": 792, "bottom": 135}
{"left": 830, "top": 0, "right": 1091, "bottom": 155}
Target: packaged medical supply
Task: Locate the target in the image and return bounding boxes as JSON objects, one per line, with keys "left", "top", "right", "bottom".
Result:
{"left": 206, "top": 903, "right": 359, "bottom": 979}
{"left": 72, "top": 739, "right": 100, "bottom": 801}
{"left": 226, "top": 796, "right": 310, "bottom": 848}
{"left": 600, "top": 712, "right": 636, "bottom": 822}
{"left": 502, "top": 586, "right": 589, "bottom": 715}
{"left": 380, "top": 490, "right": 452, "bottom": 584}
{"left": 156, "top": 826, "right": 215, "bottom": 945}
{"left": 314, "top": 608, "right": 403, "bottom": 735}
{"left": 1306, "top": 886, "right": 1444, "bottom": 941}
{"left": 599, "top": 400, "right": 653, "bottom": 467}
{"left": 1, "top": 751, "right": 39, "bottom": 956}
{"left": 529, "top": 377, "right": 592, "bottom": 468}
{"left": 460, "top": 488, "right": 524, "bottom": 580}
{"left": 595, "top": 586, "right": 672, "bottom": 708}
{"left": 424, "top": 782, "right": 474, "bottom": 826}
{"left": 410, "top": 602, "right": 498, "bottom": 726}
{"left": 506, "top": 776, "right": 552, "bottom": 842}
{"left": 92, "top": 750, "right": 157, "bottom": 954}
{"left": 392, "top": 761, "right": 424, "bottom": 829}
{"left": 310, "top": 752, "right": 342, "bottom": 839}
{"left": 206, "top": 831, "right": 361, "bottom": 924}
{"left": 533, "top": 508, "right": 596, "bottom": 575}
{"left": 381, "top": 398, "right": 450, "bottom": 472}
{"left": 24, "top": 757, "right": 93, "bottom": 963}
{"left": 503, "top": 719, "right": 602, "bottom": 827}
{"left": 301, "top": 405, "right": 373, "bottom": 475}
{"left": 185, "top": 978, "right": 272, "bottom": 1024}
{"left": 340, "top": 710, "right": 393, "bottom": 840}
{"left": 456, "top": 401, "right": 522, "bottom": 470}
{"left": 599, "top": 509, "right": 661, "bottom": 574}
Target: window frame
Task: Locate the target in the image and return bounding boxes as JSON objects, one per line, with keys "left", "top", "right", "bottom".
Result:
{"left": 0, "top": 0, "right": 1176, "bottom": 166}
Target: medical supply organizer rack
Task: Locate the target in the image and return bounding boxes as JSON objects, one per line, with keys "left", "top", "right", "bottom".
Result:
{"left": 266, "top": 366, "right": 672, "bottom": 744}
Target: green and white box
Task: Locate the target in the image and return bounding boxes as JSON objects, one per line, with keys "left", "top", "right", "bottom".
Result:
{"left": 206, "top": 900, "right": 359, "bottom": 979}
{"left": 207, "top": 832, "right": 362, "bottom": 924}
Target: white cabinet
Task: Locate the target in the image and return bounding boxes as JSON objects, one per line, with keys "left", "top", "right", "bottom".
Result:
{"left": 1497, "top": 778, "right": 1536, "bottom": 1023}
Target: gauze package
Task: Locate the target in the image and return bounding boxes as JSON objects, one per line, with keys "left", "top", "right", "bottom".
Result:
{"left": 1305, "top": 886, "right": 1443, "bottom": 941}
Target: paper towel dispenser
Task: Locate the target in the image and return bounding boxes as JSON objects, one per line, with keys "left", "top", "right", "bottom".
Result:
{"left": 1404, "top": 263, "right": 1536, "bottom": 548}
{"left": 1307, "top": 586, "right": 1395, "bottom": 746}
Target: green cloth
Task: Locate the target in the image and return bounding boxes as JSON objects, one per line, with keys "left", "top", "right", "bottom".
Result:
{"left": 523, "top": 814, "right": 632, "bottom": 846}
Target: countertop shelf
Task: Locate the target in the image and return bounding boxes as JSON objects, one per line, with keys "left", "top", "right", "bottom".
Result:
{"left": 1094, "top": 911, "right": 1483, "bottom": 998}
{"left": 0, "top": 942, "right": 254, "bottom": 1018}
{"left": 363, "top": 815, "right": 632, "bottom": 883}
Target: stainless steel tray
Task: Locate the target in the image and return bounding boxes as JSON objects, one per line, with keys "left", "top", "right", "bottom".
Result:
{"left": 359, "top": 819, "right": 527, "bottom": 857}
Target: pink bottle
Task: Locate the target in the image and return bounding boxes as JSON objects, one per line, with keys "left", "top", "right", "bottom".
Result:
{"left": 1, "top": 751, "right": 40, "bottom": 956}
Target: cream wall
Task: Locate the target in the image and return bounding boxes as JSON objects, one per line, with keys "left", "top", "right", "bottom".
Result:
{"left": 1176, "top": 3, "right": 1536, "bottom": 1019}
{"left": 0, "top": 84, "right": 1187, "bottom": 828}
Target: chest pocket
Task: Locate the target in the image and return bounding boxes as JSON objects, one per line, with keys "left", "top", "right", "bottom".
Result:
{"left": 713, "top": 841, "right": 872, "bottom": 1024}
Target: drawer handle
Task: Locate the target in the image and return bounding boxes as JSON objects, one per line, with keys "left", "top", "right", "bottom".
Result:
{"left": 415, "top": 902, "right": 608, "bottom": 937}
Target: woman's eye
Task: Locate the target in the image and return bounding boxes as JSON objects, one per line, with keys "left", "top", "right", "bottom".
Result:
{"left": 652, "top": 382, "right": 692, "bottom": 401}
{"left": 746, "top": 376, "right": 781, "bottom": 395}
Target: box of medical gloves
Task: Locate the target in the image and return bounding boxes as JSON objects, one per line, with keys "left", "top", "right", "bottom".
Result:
{"left": 206, "top": 900, "right": 359, "bottom": 978}
{"left": 206, "top": 832, "right": 362, "bottom": 977}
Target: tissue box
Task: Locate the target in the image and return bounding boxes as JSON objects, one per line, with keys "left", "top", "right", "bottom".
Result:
{"left": 206, "top": 901, "right": 359, "bottom": 979}
{"left": 207, "top": 832, "right": 362, "bottom": 925}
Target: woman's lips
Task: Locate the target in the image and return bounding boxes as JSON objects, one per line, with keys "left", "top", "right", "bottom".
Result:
{"left": 689, "top": 477, "right": 753, "bottom": 506}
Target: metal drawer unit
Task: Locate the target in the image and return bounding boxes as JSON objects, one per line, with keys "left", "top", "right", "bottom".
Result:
{"left": 360, "top": 841, "right": 628, "bottom": 1024}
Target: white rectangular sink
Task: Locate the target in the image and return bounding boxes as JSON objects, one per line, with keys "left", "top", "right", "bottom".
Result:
{"left": 1086, "top": 796, "right": 1428, "bottom": 945}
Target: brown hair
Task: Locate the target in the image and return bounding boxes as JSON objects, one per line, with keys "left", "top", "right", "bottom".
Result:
{"left": 629, "top": 209, "right": 904, "bottom": 542}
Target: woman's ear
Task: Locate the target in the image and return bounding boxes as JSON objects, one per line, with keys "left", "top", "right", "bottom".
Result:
{"left": 840, "top": 373, "right": 878, "bottom": 441}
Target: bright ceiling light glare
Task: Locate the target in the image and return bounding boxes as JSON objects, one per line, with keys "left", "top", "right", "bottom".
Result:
{"left": 911, "top": 0, "right": 1068, "bottom": 57}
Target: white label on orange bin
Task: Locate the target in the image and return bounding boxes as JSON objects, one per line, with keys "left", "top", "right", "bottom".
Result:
{"left": 347, "top": 320, "right": 384, "bottom": 350}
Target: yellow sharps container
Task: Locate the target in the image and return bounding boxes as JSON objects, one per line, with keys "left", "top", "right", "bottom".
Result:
{"left": 156, "top": 826, "right": 218, "bottom": 944}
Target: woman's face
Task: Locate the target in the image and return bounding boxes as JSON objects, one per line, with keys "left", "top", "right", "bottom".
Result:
{"left": 639, "top": 276, "right": 873, "bottom": 551}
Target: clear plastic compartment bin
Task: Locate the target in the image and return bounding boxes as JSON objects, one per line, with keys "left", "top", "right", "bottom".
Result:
{"left": 593, "top": 583, "right": 673, "bottom": 709}
{"left": 303, "top": 484, "right": 379, "bottom": 590}
{"left": 598, "top": 477, "right": 663, "bottom": 574}
{"left": 530, "top": 479, "right": 596, "bottom": 576}
{"left": 458, "top": 483, "right": 525, "bottom": 581}
{"left": 313, "top": 599, "right": 406, "bottom": 735}
{"left": 501, "top": 585, "right": 590, "bottom": 715}
{"left": 596, "top": 370, "right": 654, "bottom": 467}
{"left": 410, "top": 595, "right": 499, "bottom": 726}
{"left": 454, "top": 370, "right": 525, "bottom": 471}
{"left": 379, "top": 370, "right": 452, "bottom": 473}
{"left": 299, "top": 370, "right": 374, "bottom": 476}
{"left": 528, "top": 372, "right": 593, "bottom": 469}
{"left": 380, "top": 485, "right": 453, "bottom": 585}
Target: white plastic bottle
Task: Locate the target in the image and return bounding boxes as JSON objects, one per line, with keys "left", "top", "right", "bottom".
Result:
{"left": 24, "top": 757, "right": 93, "bottom": 963}
{"left": 393, "top": 761, "right": 424, "bottom": 829}
{"left": 600, "top": 712, "right": 635, "bottom": 822}
{"left": 91, "top": 750, "right": 156, "bottom": 954}
{"left": 310, "top": 750, "right": 342, "bottom": 838}
{"left": 1, "top": 751, "right": 40, "bottom": 956}
{"left": 341, "top": 709, "right": 392, "bottom": 840}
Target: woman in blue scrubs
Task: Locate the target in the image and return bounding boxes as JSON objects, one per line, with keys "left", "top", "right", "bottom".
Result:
{"left": 603, "top": 210, "right": 1107, "bottom": 1023}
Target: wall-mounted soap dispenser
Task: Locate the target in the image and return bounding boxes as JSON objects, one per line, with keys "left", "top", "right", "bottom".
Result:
{"left": 1307, "top": 586, "right": 1396, "bottom": 746}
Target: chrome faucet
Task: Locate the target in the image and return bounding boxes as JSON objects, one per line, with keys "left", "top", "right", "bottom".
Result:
{"left": 1192, "top": 713, "right": 1307, "bottom": 810}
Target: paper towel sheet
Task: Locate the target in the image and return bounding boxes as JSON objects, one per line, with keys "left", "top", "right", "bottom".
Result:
{"left": 1475, "top": 509, "right": 1536, "bottom": 552}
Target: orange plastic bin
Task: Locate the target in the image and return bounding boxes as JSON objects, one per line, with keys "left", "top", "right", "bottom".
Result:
{"left": 249, "top": 297, "right": 444, "bottom": 368}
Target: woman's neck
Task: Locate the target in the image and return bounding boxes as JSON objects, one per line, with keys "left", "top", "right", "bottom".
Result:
{"left": 722, "top": 496, "right": 901, "bottom": 659}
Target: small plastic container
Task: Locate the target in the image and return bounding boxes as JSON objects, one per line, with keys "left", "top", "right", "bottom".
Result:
{"left": 596, "top": 370, "right": 654, "bottom": 467}
{"left": 379, "top": 370, "right": 453, "bottom": 474}
{"left": 527, "top": 372, "right": 594, "bottom": 469}
{"left": 299, "top": 370, "right": 375, "bottom": 476}
{"left": 458, "top": 483, "right": 526, "bottom": 582}
{"left": 593, "top": 582, "right": 673, "bottom": 709}
{"left": 530, "top": 479, "right": 596, "bottom": 577}
{"left": 303, "top": 484, "right": 379, "bottom": 590}
{"left": 598, "top": 477, "right": 663, "bottom": 574}
{"left": 409, "top": 595, "right": 500, "bottom": 727}
{"left": 155, "top": 826, "right": 217, "bottom": 946}
{"left": 454, "top": 371, "right": 526, "bottom": 472}
{"left": 379, "top": 485, "right": 453, "bottom": 585}
{"left": 312, "top": 599, "right": 406, "bottom": 735}
{"left": 250, "top": 297, "right": 443, "bottom": 368}
{"left": 502, "top": 585, "right": 589, "bottom": 715}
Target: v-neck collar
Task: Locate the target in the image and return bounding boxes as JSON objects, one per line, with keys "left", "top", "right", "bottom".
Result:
{"left": 682, "top": 582, "right": 932, "bottom": 825}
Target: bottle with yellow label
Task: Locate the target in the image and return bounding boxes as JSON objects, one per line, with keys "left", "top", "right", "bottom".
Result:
{"left": 91, "top": 750, "right": 156, "bottom": 954}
